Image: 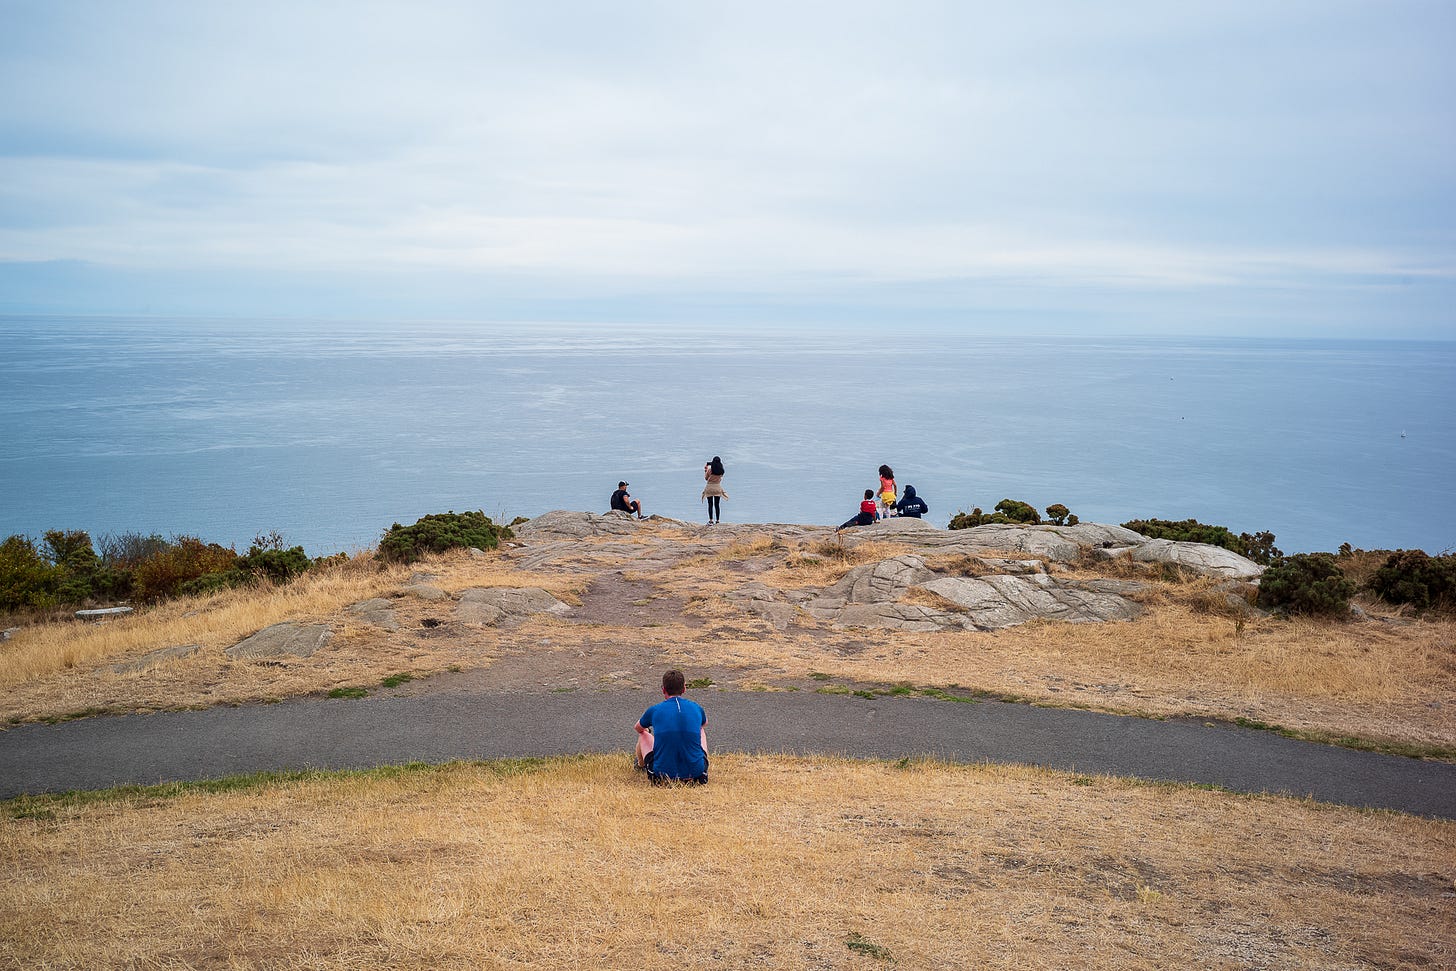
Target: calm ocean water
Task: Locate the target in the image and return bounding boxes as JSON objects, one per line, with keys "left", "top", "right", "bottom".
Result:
{"left": 1, "top": 316, "right": 1452, "bottom": 556}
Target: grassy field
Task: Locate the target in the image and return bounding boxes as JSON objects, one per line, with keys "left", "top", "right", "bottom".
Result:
{"left": 2, "top": 755, "right": 1452, "bottom": 970}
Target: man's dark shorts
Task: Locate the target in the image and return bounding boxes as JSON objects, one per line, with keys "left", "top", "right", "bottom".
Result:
{"left": 642, "top": 749, "right": 708, "bottom": 786}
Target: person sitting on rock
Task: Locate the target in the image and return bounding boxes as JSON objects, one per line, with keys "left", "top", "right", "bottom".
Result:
{"left": 837, "top": 488, "right": 880, "bottom": 531}
{"left": 894, "top": 484, "right": 929, "bottom": 519}
{"left": 610, "top": 481, "right": 645, "bottom": 519}
{"left": 634, "top": 669, "right": 709, "bottom": 785}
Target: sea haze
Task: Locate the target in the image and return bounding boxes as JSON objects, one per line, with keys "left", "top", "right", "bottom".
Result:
{"left": 1, "top": 316, "right": 1452, "bottom": 557}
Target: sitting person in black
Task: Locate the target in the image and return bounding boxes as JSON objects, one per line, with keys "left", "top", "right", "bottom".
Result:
{"left": 894, "top": 484, "right": 928, "bottom": 519}
{"left": 610, "top": 481, "right": 645, "bottom": 519}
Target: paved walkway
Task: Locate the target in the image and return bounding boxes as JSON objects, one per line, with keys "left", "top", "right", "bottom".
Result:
{"left": 2, "top": 690, "right": 1452, "bottom": 818}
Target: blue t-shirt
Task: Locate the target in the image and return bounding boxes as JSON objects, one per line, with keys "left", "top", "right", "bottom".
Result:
{"left": 640, "top": 695, "right": 708, "bottom": 780}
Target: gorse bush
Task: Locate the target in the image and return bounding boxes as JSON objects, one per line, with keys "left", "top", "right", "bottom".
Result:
{"left": 377, "top": 511, "right": 513, "bottom": 565}
{"left": 1368, "top": 550, "right": 1456, "bottom": 613}
{"left": 1122, "top": 518, "right": 1282, "bottom": 566}
{"left": 949, "top": 498, "right": 1066, "bottom": 529}
{"left": 1257, "top": 553, "right": 1354, "bottom": 616}
{"left": 132, "top": 536, "right": 239, "bottom": 602}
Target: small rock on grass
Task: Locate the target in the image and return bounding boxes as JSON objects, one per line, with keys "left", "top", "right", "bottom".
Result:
{"left": 225, "top": 622, "right": 333, "bottom": 659}
{"left": 109, "top": 643, "right": 203, "bottom": 673}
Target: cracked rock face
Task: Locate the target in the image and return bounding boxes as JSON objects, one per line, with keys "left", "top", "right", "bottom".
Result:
{"left": 225, "top": 623, "right": 333, "bottom": 659}
{"left": 512, "top": 510, "right": 651, "bottom": 541}
{"left": 918, "top": 575, "right": 1142, "bottom": 630}
{"left": 819, "top": 555, "right": 934, "bottom": 605}
{"left": 346, "top": 598, "right": 400, "bottom": 631}
{"left": 456, "top": 587, "right": 572, "bottom": 626}
{"left": 1129, "top": 539, "right": 1264, "bottom": 579}
{"left": 109, "top": 643, "right": 204, "bottom": 673}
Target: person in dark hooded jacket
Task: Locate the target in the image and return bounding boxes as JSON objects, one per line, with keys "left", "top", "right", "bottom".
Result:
{"left": 893, "top": 484, "right": 928, "bottom": 518}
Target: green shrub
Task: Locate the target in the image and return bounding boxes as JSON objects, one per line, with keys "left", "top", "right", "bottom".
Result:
{"left": 236, "top": 533, "right": 310, "bottom": 583}
{"left": 1369, "top": 550, "right": 1456, "bottom": 613}
{"left": 949, "top": 498, "right": 1047, "bottom": 530}
{"left": 994, "top": 499, "right": 1040, "bottom": 524}
{"left": 1122, "top": 518, "right": 1282, "bottom": 566}
{"left": 377, "top": 511, "right": 513, "bottom": 565}
{"left": 948, "top": 508, "right": 985, "bottom": 529}
{"left": 1045, "top": 504, "right": 1073, "bottom": 526}
{"left": 0, "top": 535, "right": 59, "bottom": 612}
{"left": 1257, "top": 553, "right": 1354, "bottom": 616}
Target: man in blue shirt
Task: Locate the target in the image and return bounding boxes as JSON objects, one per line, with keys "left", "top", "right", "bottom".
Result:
{"left": 634, "top": 669, "right": 709, "bottom": 784}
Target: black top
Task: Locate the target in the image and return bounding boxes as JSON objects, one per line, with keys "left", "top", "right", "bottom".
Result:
{"left": 894, "top": 485, "right": 928, "bottom": 518}
{"left": 610, "top": 488, "right": 632, "bottom": 512}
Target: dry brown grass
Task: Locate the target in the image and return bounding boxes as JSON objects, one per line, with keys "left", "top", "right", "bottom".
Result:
{"left": 0, "top": 554, "right": 407, "bottom": 690}
{"left": 2, "top": 755, "right": 1451, "bottom": 970}
{"left": 4, "top": 526, "right": 1454, "bottom": 752}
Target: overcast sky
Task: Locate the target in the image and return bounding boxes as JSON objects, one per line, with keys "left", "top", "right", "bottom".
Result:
{"left": 1, "top": 1, "right": 1452, "bottom": 335}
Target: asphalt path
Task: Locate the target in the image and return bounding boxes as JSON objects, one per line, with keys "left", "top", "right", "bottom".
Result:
{"left": 1, "top": 690, "right": 1452, "bottom": 819}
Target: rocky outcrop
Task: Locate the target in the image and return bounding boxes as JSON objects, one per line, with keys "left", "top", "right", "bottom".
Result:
{"left": 346, "top": 598, "right": 400, "bottom": 631}
{"left": 225, "top": 623, "right": 332, "bottom": 659}
{"left": 1127, "top": 539, "right": 1265, "bottom": 579}
{"left": 456, "top": 587, "right": 573, "bottom": 626}
{"left": 109, "top": 643, "right": 203, "bottom": 673}
{"left": 513, "top": 510, "right": 653, "bottom": 541}
{"left": 399, "top": 583, "right": 450, "bottom": 601}
{"left": 918, "top": 575, "right": 1143, "bottom": 629}
{"left": 821, "top": 555, "right": 933, "bottom": 604}
{"left": 500, "top": 511, "right": 1250, "bottom": 634}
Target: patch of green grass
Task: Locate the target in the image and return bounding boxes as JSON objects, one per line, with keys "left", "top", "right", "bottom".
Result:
{"left": 785, "top": 685, "right": 800, "bottom": 692}
{"left": 379, "top": 673, "right": 415, "bottom": 689}
{"left": 916, "top": 688, "right": 982, "bottom": 704}
{"left": 1227, "top": 717, "right": 1456, "bottom": 761}
{"left": 882, "top": 683, "right": 916, "bottom": 696}
{"left": 447, "top": 664, "right": 462, "bottom": 673}
{"left": 852, "top": 689, "right": 877, "bottom": 699}
{"left": 809, "top": 671, "right": 833, "bottom": 680}
{"left": 38, "top": 706, "right": 116, "bottom": 725}
{"left": 327, "top": 686, "right": 368, "bottom": 700}
{"left": 1071, "top": 776, "right": 1094, "bottom": 786}
{"left": 815, "top": 685, "right": 853, "bottom": 695}
{"left": 686, "top": 677, "right": 715, "bottom": 689}
{"left": 845, "top": 932, "right": 894, "bottom": 963}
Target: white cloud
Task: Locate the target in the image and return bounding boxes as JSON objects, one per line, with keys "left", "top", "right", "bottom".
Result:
{"left": 1, "top": 1, "right": 1452, "bottom": 329}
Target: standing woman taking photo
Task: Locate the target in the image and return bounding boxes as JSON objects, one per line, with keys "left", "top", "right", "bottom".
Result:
{"left": 702, "top": 456, "right": 728, "bottom": 525}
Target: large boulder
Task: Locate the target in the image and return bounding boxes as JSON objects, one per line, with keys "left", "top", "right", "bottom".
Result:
{"left": 916, "top": 575, "right": 1142, "bottom": 630}
{"left": 1129, "top": 539, "right": 1264, "bottom": 579}
{"left": 456, "top": 586, "right": 573, "bottom": 626}
{"left": 820, "top": 555, "right": 934, "bottom": 604}
{"left": 513, "top": 510, "right": 649, "bottom": 541}
{"left": 346, "top": 598, "right": 400, "bottom": 631}
{"left": 225, "top": 623, "right": 333, "bottom": 659}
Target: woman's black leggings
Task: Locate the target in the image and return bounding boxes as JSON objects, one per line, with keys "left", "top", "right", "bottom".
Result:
{"left": 707, "top": 496, "right": 721, "bottom": 521}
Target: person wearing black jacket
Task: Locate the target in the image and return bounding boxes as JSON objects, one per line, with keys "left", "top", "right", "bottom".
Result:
{"left": 893, "top": 484, "right": 928, "bottom": 519}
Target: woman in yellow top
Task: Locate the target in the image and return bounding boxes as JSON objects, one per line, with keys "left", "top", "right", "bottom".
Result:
{"left": 702, "top": 456, "right": 728, "bottom": 525}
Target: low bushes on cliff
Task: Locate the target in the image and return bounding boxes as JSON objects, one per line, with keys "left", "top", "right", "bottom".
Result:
{"left": 1257, "top": 553, "right": 1354, "bottom": 616}
{"left": 950, "top": 499, "right": 1076, "bottom": 529}
{"left": 1122, "top": 518, "right": 1281, "bottom": 566}
{"left": 377, "top": 511, "right": 513, "bottom": 565}
{"left": 1368, "top": 550, "right": 1456, "bottom": 613}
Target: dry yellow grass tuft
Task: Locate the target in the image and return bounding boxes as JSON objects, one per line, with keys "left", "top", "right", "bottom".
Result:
{"left": 1, "top": 755, "right": 1451, "bottom": 969}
